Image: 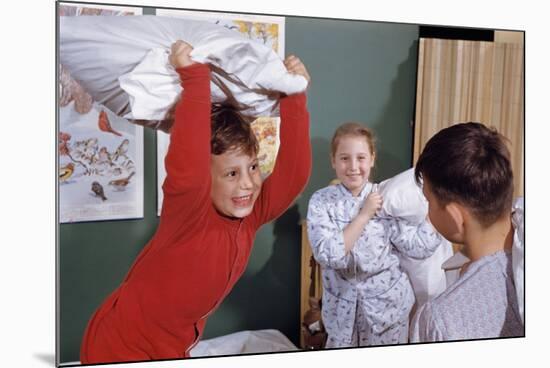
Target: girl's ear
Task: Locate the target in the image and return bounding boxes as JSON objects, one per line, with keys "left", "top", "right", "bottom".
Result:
{"left": 331, "top": 155, "right": 336, "bottom": 170}
{"left": 371, "top": 152, "right": 376, "bottom": 168}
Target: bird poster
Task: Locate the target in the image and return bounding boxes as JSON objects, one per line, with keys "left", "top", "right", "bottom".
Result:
{"left": 155, "top": 9, "right": 285, "bottom": 215}
{"left": 58, "top": 3, "right": 144, "bottom": 223}
{"left": 155, "top": 8, "right": 286, "bottom": 56}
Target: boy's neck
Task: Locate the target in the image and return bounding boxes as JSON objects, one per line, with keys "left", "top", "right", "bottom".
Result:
{"left": 462, "top": 214, "right": 514, "bottom": 262}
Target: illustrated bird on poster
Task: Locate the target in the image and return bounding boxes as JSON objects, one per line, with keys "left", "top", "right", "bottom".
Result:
{"left": 98, "top": 110, "right": 122, "bottom": 136}
{"left": 112, "top": 139, "right": 130, "bottom": 162}
{"left": 109, "top": 172, "right": 135, "bottom": 191}
{"left": 59, "top": 163, "right": 75, "bottom": 183}
{"left": 91, "top": 181, "right": 107, "bottom": 201}
{"left": 96, "top": 146, "right": 112, "bottom": 165}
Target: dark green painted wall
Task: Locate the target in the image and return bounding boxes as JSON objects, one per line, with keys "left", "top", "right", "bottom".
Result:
{"left": 58, "top": 11, "right": 419, "bottom": 363}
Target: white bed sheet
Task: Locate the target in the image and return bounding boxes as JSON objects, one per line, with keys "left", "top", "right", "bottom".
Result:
{"left": 59, "top": 329, "right": 298, "bottom": 365}
{"left": 190, "top": 329, "right": 298, "bottom": 357}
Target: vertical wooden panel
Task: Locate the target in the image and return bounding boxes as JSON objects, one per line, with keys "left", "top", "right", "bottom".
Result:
{"left": 300, "top": 221, "right": 323, "bottom": 348}
{"left": 413, "top": 38, "right": 524, "bottom": 197}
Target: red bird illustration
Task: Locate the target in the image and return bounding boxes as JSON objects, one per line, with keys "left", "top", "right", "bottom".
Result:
{"left": 98, "top": 110, "right": 122, "bottom": 136}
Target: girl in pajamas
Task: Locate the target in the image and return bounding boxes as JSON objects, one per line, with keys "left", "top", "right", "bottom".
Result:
{"left": 306, "top": 122, "right": 443, "bottom": 348}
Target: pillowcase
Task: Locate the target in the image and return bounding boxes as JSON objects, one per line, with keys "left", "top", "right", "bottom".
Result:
{"left": 377, "top": 167, "right": 428, "bottom": 225}
{"left": 60, "top": 15, "right": 307, "bottom": 120}
{"left": 378, "top": 167, "right": 451, "bottom": 308}
{"left": 511, "top": 197, "right": 524, "bottom": 324}
{"left": 397, "top": 239, "right": 453, "bottom": 308}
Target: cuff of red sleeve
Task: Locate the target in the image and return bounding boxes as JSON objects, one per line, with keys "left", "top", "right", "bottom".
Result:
{"left": 176, "top": 63, "right": 211, "bottom": 81}
{"left": 280, "top": 92, "right": 307, "bottom": 113}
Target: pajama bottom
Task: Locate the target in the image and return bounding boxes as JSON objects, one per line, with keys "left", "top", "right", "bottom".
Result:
{"left": 325, "top": 306, "right": 409, "bottom": 348}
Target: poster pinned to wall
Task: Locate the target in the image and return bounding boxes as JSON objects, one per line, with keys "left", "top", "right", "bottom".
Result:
{"left": 156, "top": 9, "right": 286, "bottom": 57}
{"left": 156, "top": 9, "right": 285, "bottom": 215}
{"left": 59, "top": 3, "right": 144, "bottom": 223}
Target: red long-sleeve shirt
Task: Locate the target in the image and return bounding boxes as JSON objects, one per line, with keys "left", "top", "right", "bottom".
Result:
{"left": 80, "top": 64, "right": 311, "bottom": 364}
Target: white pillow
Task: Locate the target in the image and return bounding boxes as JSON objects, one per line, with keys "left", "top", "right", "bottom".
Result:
{"left": 378, "top": 168, "right": 451, "bottom": 308}
{"left": 511, "top": 197, "right": 524, "bottom": 324}
{"left": 377, "top": 167, "right": 427, "bottom": 225}
{"left": 397, "top": 239, "right": 453, "bottom": 308}
{"left": 60, "top": 15, "right": 307, "bottom": 120}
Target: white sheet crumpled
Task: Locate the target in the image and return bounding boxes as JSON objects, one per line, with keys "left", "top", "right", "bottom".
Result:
{"left": 511, "top": 197, "right": 524, "bottom": 324}
{"left": 377, "top": 168, "right": 453, "bottom": 307}
{"left": 189, "top": 329, "right": 298, "bottom": 357}
{"left": 59, "top": 15, "right": 307, "bottom": 120}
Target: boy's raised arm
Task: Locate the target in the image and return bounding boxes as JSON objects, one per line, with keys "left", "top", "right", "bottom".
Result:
{"left": 163, "top": 42, "right": 211, "bottom": 195}
{"left": 250, "top": 56, "right": 312, "bottom": 224}
{"left": 251, "top": 92, "right": 311, "bottom": 224}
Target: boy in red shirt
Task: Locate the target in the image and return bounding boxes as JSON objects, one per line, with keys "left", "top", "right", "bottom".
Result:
{"left": 80, "top": 41, "right": 312, "bottom": 364}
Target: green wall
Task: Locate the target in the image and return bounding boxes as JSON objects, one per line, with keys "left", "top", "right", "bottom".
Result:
{"left": 58, "top": 12, "right": 419, "bottom": 363}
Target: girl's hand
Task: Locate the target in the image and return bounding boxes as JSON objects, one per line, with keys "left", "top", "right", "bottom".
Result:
{"left": 360, "top": 191, "right": 383, "bottom": 220}
{"left": 284, "top": 55, "right": 311, "bottom": 86}
{"left": 169, "top": 40, "right": 196, "bottom": 69}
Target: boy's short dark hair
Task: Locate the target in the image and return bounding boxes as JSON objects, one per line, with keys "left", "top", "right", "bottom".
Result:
{"left": 415, "top": 122, "right": 514, "bottom": 227}
{"left": 210, "top": 105, "right": 259, "bottom": 157}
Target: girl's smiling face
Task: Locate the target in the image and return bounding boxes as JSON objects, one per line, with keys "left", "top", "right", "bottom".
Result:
{"left": 331, "top": 135, "right": 375, "bottom": 196}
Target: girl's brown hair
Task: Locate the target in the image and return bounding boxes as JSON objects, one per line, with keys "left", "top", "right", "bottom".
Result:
{"left": 331, "top": 122, "right": 376, "bottom": 157}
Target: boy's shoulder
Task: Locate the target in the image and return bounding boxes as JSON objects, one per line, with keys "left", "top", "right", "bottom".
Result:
{"left": 430, "top": 250, "right": 514, "bottom": 315}
{"left": 422, "top": 250, "right": 520, "bottom": 339}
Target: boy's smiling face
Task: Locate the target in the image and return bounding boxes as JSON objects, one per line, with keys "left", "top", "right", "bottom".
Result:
{"left": 210, "top": 148, "right": 262, "bottom": 218}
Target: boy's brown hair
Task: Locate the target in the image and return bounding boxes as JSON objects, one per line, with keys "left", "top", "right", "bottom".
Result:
{"left": 210, "top": 104, "right": 259, "bottom": 157}
{"left": 414, "top": 122, "right": 514, "bottom": 227}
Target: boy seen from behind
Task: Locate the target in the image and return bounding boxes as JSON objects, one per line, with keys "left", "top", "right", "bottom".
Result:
{"left": 412, "top": 122, "right": 524, "bottom": 342}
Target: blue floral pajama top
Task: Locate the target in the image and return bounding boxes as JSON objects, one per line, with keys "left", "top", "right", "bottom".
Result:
{"left": 306, "top": 182, "right": 444, "bottom": 344}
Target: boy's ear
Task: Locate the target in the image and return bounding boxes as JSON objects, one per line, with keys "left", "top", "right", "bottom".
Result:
{"left": 445, "top": 201, "right": 465, "bottom": 236}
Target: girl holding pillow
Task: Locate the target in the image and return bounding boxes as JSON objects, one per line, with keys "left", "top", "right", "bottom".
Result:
{"left": 306, "top": 122, "right": 443, "bottom": 347}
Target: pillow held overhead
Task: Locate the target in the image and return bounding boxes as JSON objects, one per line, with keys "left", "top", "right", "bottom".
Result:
{"left": 60, "top": 15, "right": 307, "bottom": 121}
